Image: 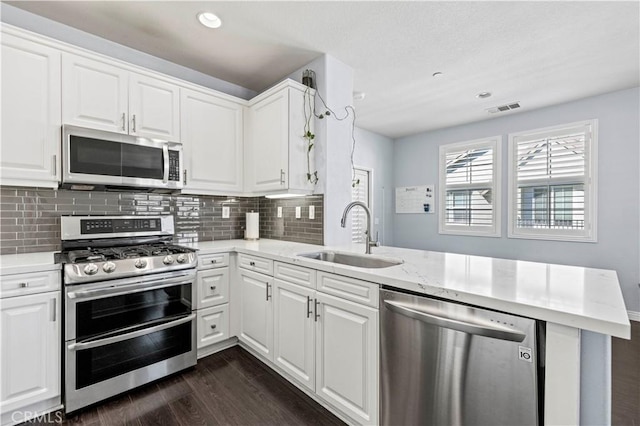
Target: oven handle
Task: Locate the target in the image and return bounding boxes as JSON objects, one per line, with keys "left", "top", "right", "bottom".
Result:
{"left": 67, "top": 313, "right": 195, "bottom": 351}
{"left": 67, "top": 272, "right": 195, "bottom": 300}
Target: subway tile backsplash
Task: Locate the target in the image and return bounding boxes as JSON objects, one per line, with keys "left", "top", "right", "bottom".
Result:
{"left": 0, "top": 186, "right": 323, "bottom": 254}
{"left": 259, "top": 195, "right": 324, "bottom": 245}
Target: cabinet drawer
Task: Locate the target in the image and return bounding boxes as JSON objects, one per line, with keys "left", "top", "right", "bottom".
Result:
{"left": 316, "top": 271, "right": 379, "bottom": 308}
{"left": 197, "top": 304, "right": 229, "bottom": 349}
{"left": 197, "top": 267, "right": 229, "bottom": 309}
{"left": 238, "top": 253, "right": 273, "bottom": 276}
{"left": 198, "top": 252, "right": 229, "bottom": 270}
{"left": 0, "top": 270, "right": 60, "bottom": 298}
{"left": 274, "top": 262, "right": 316, "bottom": 289}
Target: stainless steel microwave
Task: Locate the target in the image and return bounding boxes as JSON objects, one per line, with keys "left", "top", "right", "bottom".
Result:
{"left": 61, "top": 125, "right": 183, "bottom": 192}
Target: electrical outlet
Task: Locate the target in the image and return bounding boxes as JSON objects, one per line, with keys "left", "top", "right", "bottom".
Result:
{"left": 309, "top": 205, "right": 315, "bottom": 219}
{"left": 222, "top": 206, "right": 230, "bottom": 218}
{"left": 295, "top": 206, "right": 301, "bottom": 219}
{"left": 277, "top": 206, "right": 283, "bottom": 218}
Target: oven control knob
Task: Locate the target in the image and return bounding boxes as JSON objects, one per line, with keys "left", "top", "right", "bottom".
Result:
{"left": 102, "top": 262, "right": 116, "bottom": 273}
{"left": 163, "top": 255, "right": 175, "bottom": 265}
{"left": 134, "top": 259, "right": 148, "bottom": 269}
{"left": 83, "top": 263, "right": 98, "bottom": 275}
{"left": 176, "top": 254, "right": 187, "bottom": 264}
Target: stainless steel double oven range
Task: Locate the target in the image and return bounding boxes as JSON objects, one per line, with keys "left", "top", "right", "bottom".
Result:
{"left": 59, "top": 215, "right": 197, "bottom": 413}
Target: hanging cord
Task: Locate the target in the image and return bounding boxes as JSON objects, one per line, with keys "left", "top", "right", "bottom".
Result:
{"left": 306, "top": 69, "right": 359, "bottom": 186}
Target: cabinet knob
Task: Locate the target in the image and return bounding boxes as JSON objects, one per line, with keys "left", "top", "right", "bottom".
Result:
{"left": 211, "top": 259, "right": 217, "bottom": 264}
{"left": 210, "top": 324, "right": 217, "bottom": 330}
{"left": 249, "top": 261, "right": 256, "bottom": 266}
{"left": 19, "top": 282, "right": 28, "bottom": 288}
{"left": 210, "top": 286, "right": 217, "bottom": 291}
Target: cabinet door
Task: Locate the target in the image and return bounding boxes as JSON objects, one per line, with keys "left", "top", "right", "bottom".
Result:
{"left": 273, "top": 279, "right": 315, "bottom": 391}
{"left": 238, "top": 270, "right": 273, "bottom": 361}
{"left": 197, "top": 267, "right": 229, "bottom": 309}
{"left": 129, "top": 73, "right": 180, "bottom": 140}
{"left": 1, "top": 34, "right": 61, "bottom": 187}
{"left": 62, "top": 53, "right": 128, "bottom": 133}
{"left": 245, "top": 88, "right": 289, "bottom": 192}
{"left": 181, "top": 89, "right": 243, "bottom": 194}
{"left": 0, "top": 292, "right": 60, "bottom": 413}
{"left": 197, "top": 304, "right": 229, "bottom": 349}
{"left": 315, "top": 292, "right": 378, "bottom": 425}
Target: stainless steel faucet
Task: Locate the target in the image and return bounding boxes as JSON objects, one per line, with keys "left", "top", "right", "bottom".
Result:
{"left": 340, "top": 201, "right": 380, "bottom": 254}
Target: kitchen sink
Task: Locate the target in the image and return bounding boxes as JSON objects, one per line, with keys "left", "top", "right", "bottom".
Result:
{"left": 297, "top": 251, "right": 402, "bottom": 269}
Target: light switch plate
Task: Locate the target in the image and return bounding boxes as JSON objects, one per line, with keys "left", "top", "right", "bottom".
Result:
{"left": 309, "top": 205, "right": 315, "bottom": 219}
{"left": 277, "top": 206, "right": 283, "bottom": 218}
{"left": 222, "top": 206, "right": 230, "bottom": 219}
{"left": 295, "top": 206, "right": 301, "bottom": 219}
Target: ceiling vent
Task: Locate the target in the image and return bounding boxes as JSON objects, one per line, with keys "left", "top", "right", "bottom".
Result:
{"left": 486, "top": 102, "right": 521, "bottom": 114}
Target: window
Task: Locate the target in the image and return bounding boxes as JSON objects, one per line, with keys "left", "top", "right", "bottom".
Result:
{"left": 508, "top": 120, "right": 597, "bottom": 241}
{"left": 351, "top": 168, "right": 371, "bottom": 243}
{"left": 438, "top": 137, "right": 501, "bottom": 236}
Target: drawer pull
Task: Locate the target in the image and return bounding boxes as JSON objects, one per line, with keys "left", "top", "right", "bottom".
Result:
{"left": 210, "top": 286, "right": 217, "bottom": 291}
{"left": 307, "top": 296, "right": 312, "bottom": 318}
{"left": 266, "top": 282, "right": 271, "bottom": 301}
{"left": 314, "top": 299, "right": 320, "bottom": 322}
{"left": 211, "top": 259, "right": 217, "bottom": 264}
{"left": 249, "top": 261, "right": 256, "bottom": 267}
{"left": 19, "top": 282, "right": 29, "bottom": 288}
{"left": 210, "top": 324, "right": 217, "bottom": 330}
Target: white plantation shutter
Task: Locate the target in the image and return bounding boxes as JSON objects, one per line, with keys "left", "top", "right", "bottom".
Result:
{"left": 351, "top": 168, "right": 370, "bottom": 243}
{"left": 509, "top": 120, "right": 597, "bottom": 241}
{"left": 439, "top": 137, "right": 501, "bottom": 236}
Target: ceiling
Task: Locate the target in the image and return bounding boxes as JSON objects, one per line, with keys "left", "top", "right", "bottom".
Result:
{"left": 7, "top": 1, "right": 640, "bottom": 139}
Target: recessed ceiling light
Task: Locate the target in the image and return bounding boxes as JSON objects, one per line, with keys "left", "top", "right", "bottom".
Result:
{"left": 476, "top": 92, "right": 492, "bottom": 99}
{"left": 197, "top": 12, "right": 222, "bottom": 29}
{"left": 432, "top": 72, "right": 443, "bottom": 78}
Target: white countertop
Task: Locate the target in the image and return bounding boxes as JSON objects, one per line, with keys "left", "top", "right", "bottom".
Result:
{"left": 189, "top": 239, "right": 631, "bottom": 339}
{"left": 0, "top": 240, "right": 629, "bottom": 338}
{"left": 0, "top": 251, "right": 60, "bottom": 275}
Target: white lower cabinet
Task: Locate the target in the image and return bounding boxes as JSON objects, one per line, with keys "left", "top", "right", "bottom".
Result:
{"left": 238, "top": 268, "right": 274, "bottom": 360}
{"left": 0, "top": 290, "right": 61, "bottom": 426}
{"left": 273, "top": 279, "right": 316, "bottom": 392}
{"left": 197, "top": 304, "right": 229, "bottom": 348}
{"left": 315, "top": 292, "right": 378, "bottom": 425}
{"left": 244, "top": 262, "right": 378, "bottom": 425}
{"left": 195, "top": 253, "right": 231, "bottom": 357}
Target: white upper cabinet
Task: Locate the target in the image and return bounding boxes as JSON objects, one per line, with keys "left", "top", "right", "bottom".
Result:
{"left": 181, "top": 88, "right": 244, "bottom": 194}
{"left": 62, "top": 53, "right": 180, "bottom": 141}
{"left": 244, "top": 80, "right": 315, "bottom": 195}
{"left": 62, "top": 53, "right": 128, "bottom": 134}
{"left": 129, "top": 73, "right": 180, "bottom": 140}
{"left": 1, "top": 32, "right": 61, "bottom": 188}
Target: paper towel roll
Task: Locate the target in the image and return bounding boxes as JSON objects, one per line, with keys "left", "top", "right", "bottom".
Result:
{"left": 245, "top": 212, "right": 260, "bottom": 240}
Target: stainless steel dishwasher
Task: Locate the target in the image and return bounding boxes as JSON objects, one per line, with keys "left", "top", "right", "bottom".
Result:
{"left": 380, "top": 288, "right": 544, "bottom": 426}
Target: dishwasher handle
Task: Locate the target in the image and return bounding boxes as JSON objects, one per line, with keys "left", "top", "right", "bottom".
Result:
{"left": 383, "top": 299, "right": 526, "bottom": 342}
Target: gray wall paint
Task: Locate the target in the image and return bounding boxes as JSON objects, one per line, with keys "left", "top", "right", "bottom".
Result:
{"left": 353, "top": 127, "right": 395, "bottom": 246}
{"left": 393, "top": 87, "right": 639, "bottom": 424}
{"left": 393, "top": 87, "right": 640, "bottom": 314}
{"left": 0, "top": 3, "right": 256, "bottom": 100}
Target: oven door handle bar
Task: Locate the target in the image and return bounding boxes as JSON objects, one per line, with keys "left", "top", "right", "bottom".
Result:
{"left": 67, "top": 313, "right": 195, "bottom": 351}
{"left": 67, "top": 272, "right": 195, "bottom": 300}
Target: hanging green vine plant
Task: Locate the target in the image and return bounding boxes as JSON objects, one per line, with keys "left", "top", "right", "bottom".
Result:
{"left": 303, "top": 84, "right": 318, "bottom": 185}
{"left": 302, "top": 69, "right": 359, "bottom": 187}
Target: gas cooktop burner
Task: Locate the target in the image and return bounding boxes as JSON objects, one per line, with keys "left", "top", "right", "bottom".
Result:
{"left": 61, "top": 243, "right": 197, "bottom": 285}
{"left": 67, "top": 243, "right": 193, "bottom": 264}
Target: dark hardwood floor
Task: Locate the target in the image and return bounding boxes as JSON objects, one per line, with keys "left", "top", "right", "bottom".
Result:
{"left": 612, "top": 320, "right": 640, "bottom": 426}
{"left": 54, "top": 346, "right": 345, "bottom": 426}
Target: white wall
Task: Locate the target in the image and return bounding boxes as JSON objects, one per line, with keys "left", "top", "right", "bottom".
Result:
{"left": 286, "top": 55, "right": 355, "bottom": 246}
{"left": 0, "top": 3, "right": 256, "bottom": 99}
{"left": 353, "top": 127, "right": 395, "bottom": 246}
{"left": 393, "top": 87, "right": 640, "bottom": 314}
